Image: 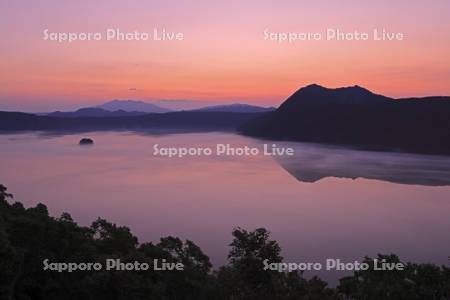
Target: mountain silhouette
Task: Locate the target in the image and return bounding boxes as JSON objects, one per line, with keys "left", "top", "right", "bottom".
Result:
{"left": 97, "top": 100, "right": 171, "bottom": 113}
{"left": 192, "top": 103, "right": 276, "bottom": 113}
{"left": 279, "top": 84, "right": 391, "bottom": 108}
{"left": 47, "top": 107, "right": 148, "bottom": 118}
{"left": 241, "top": 84, "right": 450, "bottom": 155}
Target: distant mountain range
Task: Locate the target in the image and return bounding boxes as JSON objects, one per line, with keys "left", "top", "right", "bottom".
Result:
{"left": 1, "top": 85, "right": 449, "bottom": 155}
{"left": 47, "top": 107, "right": 149, "bottom": 118}
{"left": 241, "top": 84, "right": 450, "bottom": 155}
{"left": 96, "top": 100, "right": 171, "bottom": 113}
{"left": 44, "top": 100, "right": 274, "bottom": 117}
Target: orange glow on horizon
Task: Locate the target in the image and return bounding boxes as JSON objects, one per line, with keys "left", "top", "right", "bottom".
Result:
{"left": 1, "top": 0, "right": 449, "bottom": 111}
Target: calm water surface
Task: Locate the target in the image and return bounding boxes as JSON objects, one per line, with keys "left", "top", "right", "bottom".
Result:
{"left": 1, "top": 131, "right": 450, "bottom": 283}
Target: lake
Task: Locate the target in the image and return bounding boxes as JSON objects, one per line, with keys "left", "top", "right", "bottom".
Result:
{"left": 1, "top": 131, "right": 450, "bottom": 283}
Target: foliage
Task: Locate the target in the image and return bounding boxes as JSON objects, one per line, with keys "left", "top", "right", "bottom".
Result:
{"left": 0, "top": 184, "right": 448, "bottom": 299}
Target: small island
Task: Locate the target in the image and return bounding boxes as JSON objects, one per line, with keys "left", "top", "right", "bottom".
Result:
{"left": 79, "top": 138, "right": 94, "bottom": 145}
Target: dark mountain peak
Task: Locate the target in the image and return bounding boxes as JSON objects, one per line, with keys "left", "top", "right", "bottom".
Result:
{"left": 337, "top": 85, "right": 373, "bottom": 95}
{"left": 282, "top": 84, "right": 391, "bottom": 108}
{"left": 298, "top": 84, "right": 371, "bottom": 95}
{"left": 296, "top": 83, "right": 329, "bottom": 95}
{"left": 301, "top": 83, "right": 325, "bottom": 90}
{"left": 241, "top": 85, "right": 450, "bottom": 156}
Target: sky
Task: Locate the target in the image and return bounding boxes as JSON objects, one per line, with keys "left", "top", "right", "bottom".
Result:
{"left": 1, "top": 0, "right": 449, "bottom": 111}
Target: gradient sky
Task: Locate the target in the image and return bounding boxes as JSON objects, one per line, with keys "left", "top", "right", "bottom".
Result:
{"left": 1, "top": 0, "right": 449, "bottom": 111}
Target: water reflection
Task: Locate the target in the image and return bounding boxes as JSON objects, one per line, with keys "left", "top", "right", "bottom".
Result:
{"left": 270, "top": 142, "right": 450, "bottom": 186}
{"left": 1, "top": 132, "right": 450, "bottom": 284}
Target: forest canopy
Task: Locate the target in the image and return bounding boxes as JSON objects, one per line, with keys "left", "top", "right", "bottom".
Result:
{"left": 0, "top": 184, "right": 449, "bottom": 300}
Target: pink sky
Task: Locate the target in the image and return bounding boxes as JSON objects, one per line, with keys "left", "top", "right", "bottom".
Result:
{"left": 1, "top": 0, "right": 449, "bottom": 111}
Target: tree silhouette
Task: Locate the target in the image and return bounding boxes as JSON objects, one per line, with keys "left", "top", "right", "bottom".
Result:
{"left": 0, "top": 183, "right": 448, "bottom": 299}
{"left": 0, "top": 184, "right": 13, "bottom": 202}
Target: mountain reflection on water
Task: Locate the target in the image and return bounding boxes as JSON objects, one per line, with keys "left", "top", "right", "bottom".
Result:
{"left": 271, "top": 142, "right": 450, "bottom": 186}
